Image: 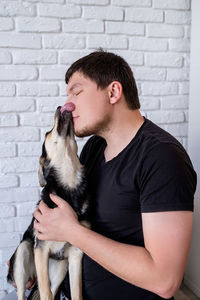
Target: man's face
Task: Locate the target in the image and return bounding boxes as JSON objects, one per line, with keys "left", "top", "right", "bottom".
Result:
{"left": 65, "top": 71, "right": 112, "bottom": 138}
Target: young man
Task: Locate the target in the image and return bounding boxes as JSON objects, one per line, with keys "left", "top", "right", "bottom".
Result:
{"left": 33, "top": 51, "right": 196, "bottom": 300}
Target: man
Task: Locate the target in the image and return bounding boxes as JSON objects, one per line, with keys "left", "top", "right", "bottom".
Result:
{"left": 33, "top": 51, "right": 196, "bottom": 299}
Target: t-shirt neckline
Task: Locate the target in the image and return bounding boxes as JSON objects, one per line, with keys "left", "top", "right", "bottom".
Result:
{"left": 101, "top": 117, "right": 148, "bottom": 165}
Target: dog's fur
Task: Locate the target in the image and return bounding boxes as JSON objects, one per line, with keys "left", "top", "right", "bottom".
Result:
{"left": 7, "top": 107, "right": 90, "bottom": 300}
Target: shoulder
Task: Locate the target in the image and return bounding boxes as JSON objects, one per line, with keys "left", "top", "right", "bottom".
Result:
{"left": 139, "top": 119, "right": 190, "bottom": 163}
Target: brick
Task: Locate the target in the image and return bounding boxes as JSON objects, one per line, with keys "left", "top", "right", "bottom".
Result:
{"left": 0, "top": 2, "right": 36, "bottom": 17}
{"left": 0, "top": 33, "right": 41, "bottom": 49}
{"left": 113, "top": 50, "right": 143, "bottom": 66}
{"left": 0, "top": 291, "right": 7, "bottom": 298}
{"left": 165, "top": 123, "right": 188, "bottom": 137}
{"left": 40, "top": 127, "right": 53, "bottom": 140}
{"left": 83, "top": 6, "right": 123, "bottom": 20}
{"left": 145, "top": 53, "right": 183, "bottom": 68}
{"left": 167, "top": 68, "right": 189, "bottom": 81}
{"left": 0, "top": 83, "right": 15, "bottom": 96}
{"left": 59, "top": 51, "right": 90, "bottom": 65}
{"left": 0, "top": 206, "right": 15, "bottom": 218}
{"left": 179, "top": 82, "right": 189, "bottom": 94}
{"left": 0, "top": 128, "right": 39, "bottom": 142}
{"left": 43, "top": 34, "right": 85, "bottom": 49}
{"left": 88, "top": 35, "right": 128, "bottom": 49}
{"left": 153, "top": 0, "right": 190, "bottom": 10}
{"left": 18, "top": 142, "right": 42, "bottom": 156}
{"left": 17, "top": 83, "right": 59, "bottom": 96}
{"left": 20, "top": 113, "right": 53, "bottom": 127}
{"left": 0, "top": 114, "right": 18, "bottom": 127}
{"left": 0, "top": 51, "right": 11, "bottom": 64}
{"left": 14, "top": 216, "right": 32, "bottom": 232}
{"left": 60, "top": 82, "right": 67, "bottom": 96}
{"left": 37, "top": 97, "right": 66, "bottom": 113}
{"left": 147, "top": 24, "right": 184, "bottom": 38}
{"left": 20, "top": 173, "right": 39, "bottom": 187}
{"left": 0, "top": 248, "right": 16, "bottom": 263}
{"left": 40, "top": 66, "right": 66, "bottom": 80}
{"left": 0, "top": 219, "right": 14, "bottom": 233}
{"left": 0, "top": 157, "right": 38, "bottom": 173}
{"left": 106, "top": 22, "right": 144, "bottom": 36}
{"left": 38, "top": 4, "right": 81, "bottom": 18}
{"left": 125, "top": 8, "right": 163, "bottom": 22}
{"left": 0, "top": 144, "right": 16, "bottom": 158}
{"left": 38, "top": 0, "right": 64, "bottom": 2}
{"left": 0, "top": 264, "right": 8, "bottom": 279}
{"left": 165, "top": 11, "right": 191, "bottom": 25}
{"left": 169, "top": 39, "right": 190, "bottom": 52}
{"left": 69, "top": 0, "right": 109, "bottom": 4}
{"left": 134, "top": 67, "right": 166, "bottom": 81}
{"left": 141, "top": 82, "right": 178, "bottom": 96}
{"left": 0, "top": 175, "right": 18, "bottom": 188}
{"left": 147, "top": 110, "right": 184, "bottom": 124}
{"left": 111, "top": 0, "right": 151, "bottom": 6}
{"left": 160, "top": 96, "right": 188, "bottom": 110}
{"left": 0, "top": 233, "right": 20, "bottom": 248}
{"left": 17, "top": 202, "right": 36, "bottom": 217}
{"left": 0, "top": 188, "right": 40, "bottom": 203}
{"left": 0, "top": 98, "right": 35, "bottom": 112}
{"left": 0, "top": 17, "right": 13, "bottom": 31}
{"left": 63, "top": 19, "right": 104, "bottom": 33}
{"left": 0, "top": 66, "right": 38, "bottom": 81}
{"left": 140, "top": 97, "right": 160, "bottom": 111}
{"left": 184, "top": 110, "right": 189, "bottom": 122}
{"left": 185, "top": 26, "right": 190, "bottom": 38}
{"left": 130, "top": 37, "right": 168, "bottom": 52}
{"left": 16, "top": 17, "right": 60, "bottom": 33}
{"left": 183, "top": 53, "right": 190, "bottom": 67}
{"left": 13, "top": 50, "right": 57, "bottom": 64}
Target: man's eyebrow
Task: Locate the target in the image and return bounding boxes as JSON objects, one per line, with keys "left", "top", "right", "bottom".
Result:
{"left": 68, "top": 83, "right": 83, "bottom": 93}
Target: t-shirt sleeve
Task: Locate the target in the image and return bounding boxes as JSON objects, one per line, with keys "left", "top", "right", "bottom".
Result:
{"left": 139, "top": 142, "right": 197, "bottom": 213}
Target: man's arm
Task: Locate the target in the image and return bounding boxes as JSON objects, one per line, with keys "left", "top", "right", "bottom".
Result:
{"left": 34, "top": 195, "right": 193, "bottom": 299}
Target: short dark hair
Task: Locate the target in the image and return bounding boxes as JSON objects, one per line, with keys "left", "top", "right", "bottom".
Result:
{"left": 65, "top": 50, "right": 140, "bottom": 110}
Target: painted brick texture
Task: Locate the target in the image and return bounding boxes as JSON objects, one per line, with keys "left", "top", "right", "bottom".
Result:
{"left": 0, "top": 0, "right": 191, "bottom": 296}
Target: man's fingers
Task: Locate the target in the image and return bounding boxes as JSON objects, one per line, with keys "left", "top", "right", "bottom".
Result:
{"left": 49, "top": 193, "right": 65, "bottom": 208}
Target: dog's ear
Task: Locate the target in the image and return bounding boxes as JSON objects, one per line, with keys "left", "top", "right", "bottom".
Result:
{"left": 38, "top": 157, "right": 47, "bottom": 187}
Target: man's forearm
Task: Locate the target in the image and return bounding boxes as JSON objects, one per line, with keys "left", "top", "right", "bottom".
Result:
{"left": 69, "top": 224, "right": 175, "bottom": 298}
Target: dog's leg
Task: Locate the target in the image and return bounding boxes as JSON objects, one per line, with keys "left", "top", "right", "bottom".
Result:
{"left": 68, "top": 246, "right": 83, "bottom": 300}
{"left": 48, "top": 258, "right": 68, "bottom": 298}
{"left": 13, "top": 241, "right": 36, "bottom": 300}
{"left": 34, "top": 247, "right": 52, "bottom": 300}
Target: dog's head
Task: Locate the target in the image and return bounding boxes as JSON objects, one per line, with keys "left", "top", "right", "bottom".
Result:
{"left": 38, "top": 107, "right": 81, "bottom": 189}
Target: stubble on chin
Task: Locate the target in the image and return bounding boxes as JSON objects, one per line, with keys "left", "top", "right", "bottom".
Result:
{"left": 74, "top": 114, "right": 111, "bottom": 138}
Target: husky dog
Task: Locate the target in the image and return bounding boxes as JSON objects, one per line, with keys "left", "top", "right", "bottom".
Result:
{"left": 7, "top": 107, "right": 90, "bottom": 300}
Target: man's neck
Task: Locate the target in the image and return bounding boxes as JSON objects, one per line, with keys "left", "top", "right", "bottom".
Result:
{"left": 102, "top": 109, "right": 144, "bottom": 162}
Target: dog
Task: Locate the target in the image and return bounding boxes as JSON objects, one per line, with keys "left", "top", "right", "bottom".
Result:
{"left": 7, "top": 107, "right": 90, "bottom": 300}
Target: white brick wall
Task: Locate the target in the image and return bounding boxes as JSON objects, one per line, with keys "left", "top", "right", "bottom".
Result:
{"left": 0, "top": 0, "right": 191, "bottom": 296}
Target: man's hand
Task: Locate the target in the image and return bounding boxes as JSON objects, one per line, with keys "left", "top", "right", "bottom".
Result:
{"left": 33, "top": 194, "right": 80, "bottom": 243}
{"left": 7, "top": 261, "right": 37, "bottom": 290}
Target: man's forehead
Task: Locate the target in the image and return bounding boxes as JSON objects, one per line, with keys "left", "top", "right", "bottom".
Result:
{"left": 66, "top": 72, "right": 86, "bottom": 91}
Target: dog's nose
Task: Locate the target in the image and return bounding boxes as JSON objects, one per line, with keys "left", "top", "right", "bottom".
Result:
{"left": 60, "top": 102, "right": 75, "bottom": 113}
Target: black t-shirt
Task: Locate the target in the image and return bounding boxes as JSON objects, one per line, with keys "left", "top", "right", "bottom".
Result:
{"left": 62, "top": 118, "right": 196, "bottom": 300}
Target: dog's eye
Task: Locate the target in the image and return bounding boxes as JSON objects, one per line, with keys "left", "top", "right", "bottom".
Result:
{"left": 54, "top": 141, "right": 58, "bottom": 144}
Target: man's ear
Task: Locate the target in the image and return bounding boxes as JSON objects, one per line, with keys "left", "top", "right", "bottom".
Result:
{"left": 108, "top": 81, "right": 122, "bottom": 104}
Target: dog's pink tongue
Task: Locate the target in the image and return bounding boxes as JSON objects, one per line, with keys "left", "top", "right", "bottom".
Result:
{"left": 60, "top": 102, "right": 75, "bottom": 113}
